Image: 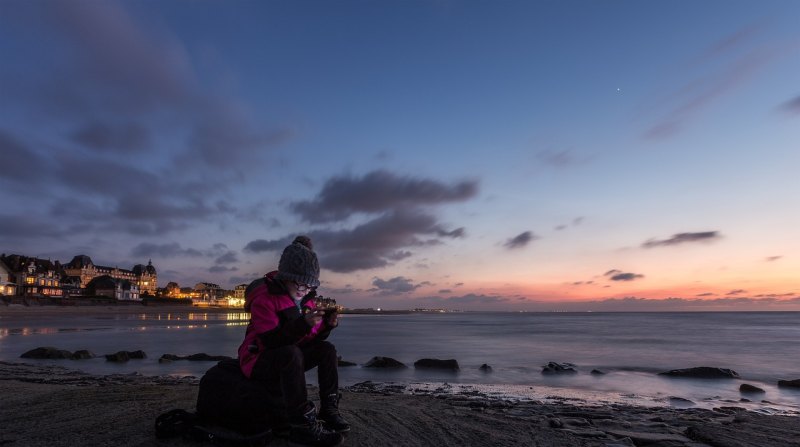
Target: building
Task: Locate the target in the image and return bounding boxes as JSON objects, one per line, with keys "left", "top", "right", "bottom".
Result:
{"left": 234, "top": 284, "right": 248, "bottom": 300}
{"left": 64, "top": 255, "right": 157, "bottom": 295}
{"left": 86, "top": 275, "right": 140, "bottom": 301}
{"left": 0, "top": 254, "right": 64, "bottom": 297}
{"left": 194, "top": 282, "right": 224, "bottom": 301}
{"left": 0, "top": 258, "right": 17, "bottom": 295}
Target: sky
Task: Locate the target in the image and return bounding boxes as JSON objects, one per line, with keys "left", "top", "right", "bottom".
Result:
{"left": 1, "top": 0, "right": 799, "bottom": 311}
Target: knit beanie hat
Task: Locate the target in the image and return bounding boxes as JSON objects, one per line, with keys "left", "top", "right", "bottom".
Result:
{"left": 276, "top": 236, "right": 320, "bottom": 287}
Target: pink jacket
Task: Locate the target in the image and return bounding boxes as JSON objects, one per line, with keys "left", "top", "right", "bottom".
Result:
{"left": 237, "top": 271, "right": 329, "bottom": 378}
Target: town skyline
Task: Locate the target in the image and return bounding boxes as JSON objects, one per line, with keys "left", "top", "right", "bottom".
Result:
{"left": 1, "top": 1, "right": 799, "bottom": 311}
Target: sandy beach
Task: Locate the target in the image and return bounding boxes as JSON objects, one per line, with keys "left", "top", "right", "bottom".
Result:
{"left": 1, "top": 360, "right": 799, "bottom": 447}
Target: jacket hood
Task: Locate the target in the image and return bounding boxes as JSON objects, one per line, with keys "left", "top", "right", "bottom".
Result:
{"left": 244, "top": 271, "right": 283, "bottom": 312}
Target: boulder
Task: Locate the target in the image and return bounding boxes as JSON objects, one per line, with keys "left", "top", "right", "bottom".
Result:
{"left": 590, "top": 369, "right": 606, "bottom": 375}
{"left": 778, "top": 379, "right": 800, "bottom": 389}
{"left": 71, "top": 350, "right": 96, "bottom": 360}
{"left": 414, "top": 358, "right": 459, "bottom": 371}
{"left": 337, "top": 356, "right": 357, "bottom": 367}
{"left": 20, "top": 347, "right": 73, "bottom": 359}
{"left": 657, "top": 367, "right": 739, "bottom": 379}
{"left": 479, "top": 363, "right": 493, "bottom": 373}
{"left": 739, "top": 383, "right": 765, "bottom": 394}
{"left": 542, "top": 362, "right": 577, "bottom": 375}
{"left": 185, "top": 353, "right": 231, "bottom": 361}
{"left": 105, "top": 350, "right": 147, "bottom": 362}
{"left": 363, "top": 356, "right": 407, "bottom": 368}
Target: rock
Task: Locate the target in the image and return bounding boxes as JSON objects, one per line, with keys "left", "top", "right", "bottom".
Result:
{"left": 778, "top": 379, "right": 800, "bottom": 389}
{"left": 159, "top": 354, "right": 182, "bottom": 361}
{"left": 337, "top": 356, "right": 357, "bottom": 367}
{"left": 669, "top": 396, "right": 695, "bottom": 407}
{"left": 414, "top": 358, "right": 459, "bottom": 371}
{"left": 542, "top": 362, "right": 577, "bottom": 375}
{"left": 590, "top": 369, "right": 606, "bottom": 375}
{"left": 20, "top": 347, "right": 73, "bottom": 359}
{"left": 479, "top": 363, "right": 493, "bottom": 372}
{"left": 657, "top": 367, "right": 739, "bottom": 379}
{"left": 363, "top": 356, "right": 407, "bottom": 368}
{"left": 71, "top": 350, "right": 95, "bottom": 360}
{"left": 739, "top": 383, "right": 765, "bottom": 394}
{"left": 105, "top": 350, "right": 147, "bottom": 362}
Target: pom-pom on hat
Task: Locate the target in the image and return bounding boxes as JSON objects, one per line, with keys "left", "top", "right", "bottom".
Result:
{"left": 276, "top": 236, "right": 320, "bottom": 288}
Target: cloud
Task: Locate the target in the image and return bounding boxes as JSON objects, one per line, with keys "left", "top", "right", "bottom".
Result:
{"left": 504, "top": 231, "right": 537, "bottom": 249}
{"left": 778, "top": 95, "right": 800, "bottom": 115}
{"left": 604, "top": 269, "right": 644, "bottom": 281}
{"left": 244, "top": 210, "right": 465, "bottom": 273}
{"left": 130, "top": 243, "right": 203, "bottom": 258}
{"left": 643, "top": 26, "right": 775, "bottom": 140}
{"left": 642, "top": 231, "right": 721, "bottom": 248}
{"left": 536, "top": 149, "right": 579, "bottom": 168}
{"left": 0, "top": 130, "right": 49, "bottom": 184}
{"left": 209, "top": 265, "right": 238, "bottom": 273}
{"left": 372, "top": 276, "right": 420, "bottom": 294}
{"left": 726, "top": 289, "right": 747, "bottom": 296}
{"left": 70, "top": 121, "right": 150, "bottom": 153}
{"left": 765, "top": 256, "right": 783, "bottom": 262}
{"left": 215, "top": 251, "right": 239, "bottom": 264}
{"left": 290, "top": 170, "right": 479, "bottom": 223}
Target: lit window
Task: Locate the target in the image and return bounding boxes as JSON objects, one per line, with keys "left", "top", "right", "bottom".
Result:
{"left": 26, "top": 277, "right": 35, "bottom": 284}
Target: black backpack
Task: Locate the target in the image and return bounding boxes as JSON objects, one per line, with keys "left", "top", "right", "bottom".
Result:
{"left": 155, "top": 359, "right": 283, "bottom": 446}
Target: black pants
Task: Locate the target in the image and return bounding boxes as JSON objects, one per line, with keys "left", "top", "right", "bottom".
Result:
{"left": 251, "top": 341, "right": 339, "bottom": 422}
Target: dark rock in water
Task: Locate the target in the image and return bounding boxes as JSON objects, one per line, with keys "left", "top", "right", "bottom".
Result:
{"left": 590, "top": 369, "right": 606, "bottom": 375}
{"left": 71, "top": 350, "right": 95, "bottom": 360}
{"left": 20, "top": 347, "right": 73, "bottom": 359}
{"left": 105, "top": 350, "right": 147, "bottom": 362}
{"left": 414, "top": 358, "right": 459, "bottom": 371}
{"left": 363, "top": 356, "right": 407, "bottom": 368}
{"left": 479, "top": 363, "right": 493, "bottom": 372}
{"left": 128, "top": 350, "right": 147, "bottom": 359}
{"left": 106, "top": 351, "right": 130, "bottom": 362}
{"left": 658, "top": 367, "right": 739, "bottom": 379}
{"left": 740, "top": 383, "right": 766, "bottom": 394}
{"left": 778, "top": 379, "right": 800, "bottom": 389}
{"left": 542, "top": 362, "right": 577, "bottom": 375}
{"left": 160, "top": 354, "right": 182, "bottom": 362}
{"left": 337, "top": 356, "right": 357, "bottom": 367}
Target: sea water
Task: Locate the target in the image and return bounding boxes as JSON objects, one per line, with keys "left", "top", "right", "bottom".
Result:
{"left": 1, "top": 310, "right": 799, "bottom": 413}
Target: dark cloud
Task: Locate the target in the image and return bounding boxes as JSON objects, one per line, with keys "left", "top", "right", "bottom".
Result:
{"left": 604, "top": 269, "right": 644, "bottom": 281}
{"left": 70, "top": 121, "right": 150, "bottom": 153}
{"left": 779, "top": 95, "right": 800, "bottom": 115}
{"left": 642, "top": 231, "right": 721, "bottom": 248}
{"left": 243, "top": 210, "right": 464, "bottom": 273}
{"left": 726, "top": 289, "right": 747, "bottom": 296}
{"left": 504, "top": 231, "right": 537, "bottom": 249}
{"left": 766, "top": 255, "right": 783, "bottom": 262}
{"left": 209, "top": 265, "right": 238, "bottom": 273}
{"left": 0, "top": 214, "right": 67, "bottom": 239}
{"left": 290, "top": 170, "right": 479, "bottom": 223}
{"left": 0, "top": 130, "right": 49, "bottom": 184}
{"left": 372, "top": 276, "right": 420, "bottom": 294}
{"left": 696, "top": 292, "right": 716, "bottom": 297}
{"left": 215, "top": 252, "right": 239, "bottom": 264}
{"left": 130, "top": 243, "right": 203, "bottom": 258}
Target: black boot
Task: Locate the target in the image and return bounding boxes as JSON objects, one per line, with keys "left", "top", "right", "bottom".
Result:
{"left": 318, "top": 393, "right": 350, "bottom": 433}
{"left": 289, "top": 403, "right": 343, "bottom": 447}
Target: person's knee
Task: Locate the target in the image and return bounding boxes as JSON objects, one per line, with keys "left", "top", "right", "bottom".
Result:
{"left": 271, "top": 345, "right": 304, "bottom": 367}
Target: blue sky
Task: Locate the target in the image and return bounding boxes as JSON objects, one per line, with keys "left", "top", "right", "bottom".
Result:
{"left": 1, "top": 0, "right": 798, "bottom": 310}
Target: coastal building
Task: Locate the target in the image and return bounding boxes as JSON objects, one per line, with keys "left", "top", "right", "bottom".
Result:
{"left": 234, "top": 284, "right": 247, "bottom": 300}
{"left": 0, "top": 254, "right": 64, "bottom": 297}
{"left": 86, "top": 275, "right": 140, "bottom": 301}
{"left": 194, "top": 282, "right": 224, "bottom": 302}
{"left": 63, "top": 255, "right": 157, "bottom": 295}
{"left": 0, "top": 258, "right": 17, "bottom": 295}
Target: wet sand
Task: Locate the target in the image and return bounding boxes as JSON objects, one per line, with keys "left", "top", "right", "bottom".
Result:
{"left": 1, "top": 361, "right": 799, "bottom": 447}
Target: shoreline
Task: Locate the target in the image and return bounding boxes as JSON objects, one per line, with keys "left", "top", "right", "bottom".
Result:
{"left": 1, "top": 361, "right": 799, "bottom": 447}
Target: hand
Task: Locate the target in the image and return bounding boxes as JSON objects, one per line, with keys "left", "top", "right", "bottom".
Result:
{"left": 324, "top": 310, "right": 339, "bottom": 328}
{"left": 304, "top": 310, "right": 323, "bottom": 327}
